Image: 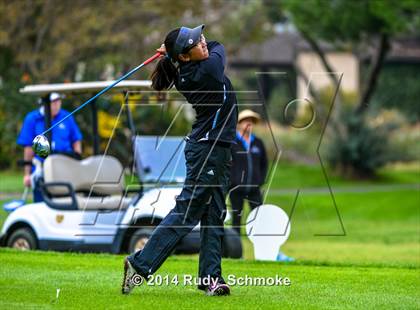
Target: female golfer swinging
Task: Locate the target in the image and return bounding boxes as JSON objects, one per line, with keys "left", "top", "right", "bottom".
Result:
{"left": 122, "top": 25, "right": 238, "bottom": 296}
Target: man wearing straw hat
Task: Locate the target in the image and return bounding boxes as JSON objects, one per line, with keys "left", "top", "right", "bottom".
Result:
{"left": 229, "top": 109, "right": 268, "bottom": 234}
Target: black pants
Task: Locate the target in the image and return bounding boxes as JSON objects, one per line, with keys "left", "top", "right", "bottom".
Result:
{"left": 229, "top": 187, "right": 263, "bottom": 234}
{"left": 128, "top": 140, "right": 231, "bottom": 289}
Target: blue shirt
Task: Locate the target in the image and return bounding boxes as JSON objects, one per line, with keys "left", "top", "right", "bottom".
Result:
{"left": 235, "top": 131, "right": 255, "bottom": 152}
{"left": 17, "top": 108, "right": 83, "bottom": 155}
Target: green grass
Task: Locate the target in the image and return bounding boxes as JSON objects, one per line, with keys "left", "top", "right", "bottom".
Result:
{"left": 0, "top": 170, "right": 23, "bottom": 193}
{"left": 0, "top": 171, "right": 141, "bottom": 194}
{"left": 266, "top": 161, "right": 419, "bottom": 189}
{"left": 267, "top": 190, "right": 419, "bottom": 243}
{"left": 0, "top": 164, "right": 419, "bottom": 308}
{"left": 1, "top": 189, "right": 417, "bottom": 266}
{"left": 0, "top": 205, "right": 8, "bottom": 228}
{"left": 0, "top": 249, "right": 418, "bottom": 309}
{"left": 0, "top": 189, "right": 419, "bottom": 308}
{"left": 234, "top": 189, "right": 420, "bottom": 269}
{"left": 1, "top": 161, "right": 418, "bottom": 194}
{"left": 377, "top": 162, "right": 420, "bottom": 184}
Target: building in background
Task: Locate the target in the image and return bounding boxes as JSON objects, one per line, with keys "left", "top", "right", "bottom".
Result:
{"left": 229, "top": 28, "right": 420, "bottom": 122}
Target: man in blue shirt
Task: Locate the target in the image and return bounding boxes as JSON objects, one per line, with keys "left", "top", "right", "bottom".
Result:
{"left": 17, "top": 92, "right": 83, "bottom": 202}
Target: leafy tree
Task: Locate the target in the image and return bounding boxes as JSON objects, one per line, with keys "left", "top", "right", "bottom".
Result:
{"left": 270, "top": 0, "right": 420, "bottom": 177}
{"left": 0, "top": 0, "right": 273, "bottom": 168}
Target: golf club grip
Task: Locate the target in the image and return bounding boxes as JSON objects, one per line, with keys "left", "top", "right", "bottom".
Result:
{"left": 41, "top": 52, "right": 162, "bottom": 135}
{"left": 144, "top": 52, "right": 162, "bottom": 65}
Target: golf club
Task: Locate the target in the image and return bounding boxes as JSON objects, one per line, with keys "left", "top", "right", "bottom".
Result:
{"left": 3, "top": 186, "right": 30, "bottom": 212}
{"left": 32, "top": 52, "right": 162, "bottom": 157}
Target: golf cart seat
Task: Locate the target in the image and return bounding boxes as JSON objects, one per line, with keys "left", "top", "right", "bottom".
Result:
{"left": 43, "top": 154, "right": 131, "bottom": 210}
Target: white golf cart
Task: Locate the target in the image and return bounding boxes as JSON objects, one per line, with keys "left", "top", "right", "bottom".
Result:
{"left": 0, "top": 81, "right": 242, "bottom": 258}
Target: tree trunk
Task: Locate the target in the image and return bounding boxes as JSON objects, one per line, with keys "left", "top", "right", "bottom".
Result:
{"left": 355, "top": 34, "right": 390, "bottom": 114}
{"left": 295, "top": 64, "right": 343, "bottom": 137}
{"left": 299, "top": 29, "right": 341, "bottom": 88}
{"left": 297, "top": 29, "right": 346, "bottom": 138}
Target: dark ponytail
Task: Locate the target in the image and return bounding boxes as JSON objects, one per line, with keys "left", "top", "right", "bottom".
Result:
{"left": 151, "top": 28, "right": 180, "bottom": 91}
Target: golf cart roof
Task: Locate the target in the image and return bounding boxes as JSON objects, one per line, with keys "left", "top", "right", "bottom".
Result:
{"left": 19, "top": 80, "right": 153, "bottom": 156}
{"left": 19, "top": 80, "right": 152, "bottom": 95}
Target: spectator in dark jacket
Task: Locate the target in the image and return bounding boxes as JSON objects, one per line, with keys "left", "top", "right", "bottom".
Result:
{"left": 229, "top": 109, "right": 268, "bottom": 234}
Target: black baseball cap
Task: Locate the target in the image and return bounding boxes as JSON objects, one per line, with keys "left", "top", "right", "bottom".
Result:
{"left": 170, "top": 24, "right": 205, "bottom": 59}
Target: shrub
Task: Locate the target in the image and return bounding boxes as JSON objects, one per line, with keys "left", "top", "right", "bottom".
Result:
{"left": 327, "top": 111, "right": 391, "bottom": 178}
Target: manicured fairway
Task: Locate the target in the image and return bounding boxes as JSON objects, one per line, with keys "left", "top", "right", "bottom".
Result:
{"left": 1, "top": 161, "right": 419, "bottom": 194}
{"left": 0, "top": 249, "right": 418, "bottom": 309}
{"left": 1, "top": 165, "right": 418, "bottom": 309}
{"left": 1, "top": 187, "right": 419, "bottom": 309}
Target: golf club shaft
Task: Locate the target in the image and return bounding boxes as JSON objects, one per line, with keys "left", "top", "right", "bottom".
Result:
{"left": 41, "top": 52, "right": 162, "bottom": 135}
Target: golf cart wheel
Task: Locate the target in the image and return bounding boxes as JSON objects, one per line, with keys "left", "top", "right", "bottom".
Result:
{"left": 128, "top": 228, "right": 154, "bottom": 253}
{"left": 222, "top": 228, "right": 243, "bottom": 258}
{"left": 7, "top": 228, "right": 37, "bottom": 251}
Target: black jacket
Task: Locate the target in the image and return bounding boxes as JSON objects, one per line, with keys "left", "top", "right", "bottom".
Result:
{"left": 230, "top": 133, "right": 268, "bottom": 188}
{"left": 175, "top": 41, "right": 238, "bottom": 144}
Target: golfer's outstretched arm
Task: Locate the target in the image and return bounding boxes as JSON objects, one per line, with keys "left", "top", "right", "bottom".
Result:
{"left": 23, "top": 146, "right": 34, "bottom": 186}
{"left": 201, "top": 41, "right": 226, "bottom": 83}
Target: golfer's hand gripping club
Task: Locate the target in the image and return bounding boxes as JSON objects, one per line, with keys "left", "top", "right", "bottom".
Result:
{"left": 32, "top": 52, "right": 162, "bottom": 157}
